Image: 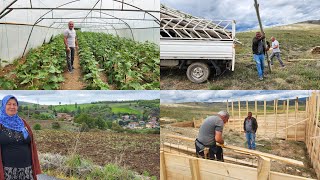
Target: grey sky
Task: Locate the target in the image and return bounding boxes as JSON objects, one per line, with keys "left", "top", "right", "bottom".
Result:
{"left": 0, "top": 90, "right": 159, "bottom": 105}
{"left": 161, "top": 0, "right": 320, "bottom": 31}
{"left": 160, "top": 90, "right": 314, "bottom": 104}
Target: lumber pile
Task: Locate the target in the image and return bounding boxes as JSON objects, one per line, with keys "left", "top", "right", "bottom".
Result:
{"left": 160, "top": 4, "right": 234, "bottom": 40}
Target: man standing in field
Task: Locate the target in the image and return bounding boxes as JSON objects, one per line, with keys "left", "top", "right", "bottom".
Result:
{"left": 269, "top": 36, "right": 285, "bottom": 68}
{"left": 64, "top": 21, "right": 78, "bottom": 73}
{"left": 195, "top": 111, "right": 229, "bottom": 161}
{"left": 252, "top": 32, "right": 267, "bottom": 81}
{"left": 243, "top": 112, "right": 258, "bottom": 150}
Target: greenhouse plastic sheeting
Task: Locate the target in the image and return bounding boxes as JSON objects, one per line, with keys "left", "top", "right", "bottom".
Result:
{"left": 0, "top": 0, "right": 159, "bottom": 65}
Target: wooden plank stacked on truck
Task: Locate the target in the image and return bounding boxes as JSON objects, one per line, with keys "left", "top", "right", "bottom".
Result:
{"left": 160, "top": 4, "right": 234, "bottom": 40}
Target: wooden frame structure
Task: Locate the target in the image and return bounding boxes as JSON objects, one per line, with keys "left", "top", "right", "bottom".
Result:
{"left": 164, "top": 92, "right": 320, "bottom": 179}
{"left": 160, "top": 151, "right": 314, "bottom": 180}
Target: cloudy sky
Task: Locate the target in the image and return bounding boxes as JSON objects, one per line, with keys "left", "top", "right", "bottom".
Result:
{"left": 0, "top": 91, "right": 159, "bottom": 105}
{"left": 161, "top": 90, "right": 314, "bottom": 104}
{"left": 161, "top": 0, "right": 320, "bottom": 31}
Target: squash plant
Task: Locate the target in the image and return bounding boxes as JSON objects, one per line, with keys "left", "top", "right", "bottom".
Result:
{"left": 78, "top": 32, "right": 160, "bottom": 90}
{"left": 0, "top": 35, "right": 66, "bottom": 90}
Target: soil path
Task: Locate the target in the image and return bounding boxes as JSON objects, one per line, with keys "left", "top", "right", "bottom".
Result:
{"left": 60, "top": 51, "right": 85, "bottom": 90}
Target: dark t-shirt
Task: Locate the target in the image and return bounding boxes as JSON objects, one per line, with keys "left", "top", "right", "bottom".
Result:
{"left": 0, "top": 125, "right": 32, "bottom": 168}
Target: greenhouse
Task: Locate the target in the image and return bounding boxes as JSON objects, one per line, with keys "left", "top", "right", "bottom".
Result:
{"left": 0, "top": 0, "right": 160, "bottom": 90}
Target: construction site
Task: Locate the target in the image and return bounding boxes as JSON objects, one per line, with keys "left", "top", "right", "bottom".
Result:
{"left": 160, "top": 92, "right": 320, "bottom": 180}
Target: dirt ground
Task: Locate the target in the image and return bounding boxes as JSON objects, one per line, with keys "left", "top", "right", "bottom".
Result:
{"left": 60, "top": 51, "right": 85, "bottom": 90}
{"left": 34, "top": 130, "right": 160, "bottom": 179}
{"left": 160, "top": 122, "right": 317, "bottom": 179}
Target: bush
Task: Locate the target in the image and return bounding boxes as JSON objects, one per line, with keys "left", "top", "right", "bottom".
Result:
{"left": 51, "top": 122, "right": 61, "bottom": 129}
{"left": 80, "top": 123, "right": 90, "bottom": 132}
{"left": 33, "top": 123, "right": 41, "bottom": 130}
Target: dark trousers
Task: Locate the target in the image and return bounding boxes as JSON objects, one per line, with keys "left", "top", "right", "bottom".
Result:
{"left": 66, "top": 47, "right": 75, "bottom": 71}
{"left": 270, "top": 52, "right": 284, "bottom": 66}
{"left": 195, "top": 140, "right": 224, "bottom": 161}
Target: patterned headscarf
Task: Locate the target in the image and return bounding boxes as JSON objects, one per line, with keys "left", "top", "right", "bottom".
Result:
{"left": 0, "top": 95, "right": 29, "bottom": 139}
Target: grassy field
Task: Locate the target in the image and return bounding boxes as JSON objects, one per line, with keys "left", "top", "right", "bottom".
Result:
{"left": 160, "top": 101, "right": 307, "bottom": 122}
{"left": 52, "top": 102, "right": 142, "bottom": 115}
{"left": 160, "top": 23, "right": 320, "bottom": 90}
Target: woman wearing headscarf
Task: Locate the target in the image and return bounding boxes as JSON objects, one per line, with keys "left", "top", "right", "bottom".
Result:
{"left": 0, "top": 95, "right": 41, "bottom": 180}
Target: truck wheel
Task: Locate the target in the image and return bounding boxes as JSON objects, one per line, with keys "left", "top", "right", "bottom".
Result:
{"left": 186, "top": 62, "right": 210, "bottom": 83}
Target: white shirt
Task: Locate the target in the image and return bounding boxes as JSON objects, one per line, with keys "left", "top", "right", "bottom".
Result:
{"left": 272, "top": 40, "right": 280, "bottom": 53}
{"left": 64, "top": 28, "right": 76, "bottom": 47}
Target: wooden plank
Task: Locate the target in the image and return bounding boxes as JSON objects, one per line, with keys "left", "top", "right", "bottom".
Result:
{"left": 165, "top": 135, "right": 304, "bottom": 166}
{"left": 270, "top": 171, "right": 316, "bottom": 180}
{"left": 257, "top": 156, "right": 270, "bottom": 180}
{"left": 295, "top": 97, "right": 298, "bottom": 141}
{"left": 286, "top": 99, "right": 289, "bottom": 140}
{"left": 198, "top": 159, "right": 257, "bottom": 180}
{"left": 164, "top": 142, "right": 258, "bottom": 166}
{"left": 275, "top": 99, "right": 278, "bottom": 138}
{"left": 163, "top": 152, "right": 314, "bottom": 180}
{"left": 239, "top": 100, "right": 241, "bottom": 132}
{"left": 255, "top": 100, "right": 258, "bottom": 119}
{"left": 264, "top": 100, "right": 267, "bottom": 135}
{"left": 189, "top": 159, "right": 200, "bottom": 180}
{"left": 227, "top": 100, "right": 229, "bottom": 113}
{"left": 246, "top": 100, "right": 249, "bottom": 115}
{"left": 160, "top": 151, "right": 167, "bottom": 180}
{"left": 232, "top": 101, "right": 234, "bottom": 129}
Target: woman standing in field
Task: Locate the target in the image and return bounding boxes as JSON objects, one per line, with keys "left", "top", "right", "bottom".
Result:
{"left": 0, "top": 95, "right": 41, "bottom": 180}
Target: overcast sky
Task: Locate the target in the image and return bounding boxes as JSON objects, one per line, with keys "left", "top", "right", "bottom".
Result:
{"left": 160, "top": 90, "right": 314, "bottom": 104}
{"left": 161, "top": 0, "right": 320, "bottom": 31}
{"left": 0, "top": 91, "right": 159, "bottom": 105}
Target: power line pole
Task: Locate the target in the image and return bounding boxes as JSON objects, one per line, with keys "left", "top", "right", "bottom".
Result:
{"left": 254, "top": 0, "right": 272, "bottom": 73}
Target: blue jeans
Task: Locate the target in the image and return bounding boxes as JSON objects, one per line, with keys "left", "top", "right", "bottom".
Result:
{"left": 253, "top": 54, "right": 265, "bottom": 78}
{"left": 245, "top": 132, "right": 256, "bottom": 149}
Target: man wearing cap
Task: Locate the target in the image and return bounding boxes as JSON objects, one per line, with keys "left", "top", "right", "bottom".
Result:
{"left": 269, "top": 36, "right": 285, "bottom": 68}
{"left": 64, "top": 21, "right": 79, "bottom": 73}
{"left": 195, "top": 111, "right": 229, "bottom": 161}
{"left": 252, "top": 32, "right": 267, "bottom": 80}
{"left": 243, "top": 112, "right": 258, "bottom": 150}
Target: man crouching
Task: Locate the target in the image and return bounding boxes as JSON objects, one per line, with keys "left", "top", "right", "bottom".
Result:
{"left": 195, "top": 111, "right": 229, "bottom": 161}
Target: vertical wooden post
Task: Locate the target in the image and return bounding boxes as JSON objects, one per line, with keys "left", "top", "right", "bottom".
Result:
{"left": 275, "top": 99, "right": 278, "bottom": 138}
{"left": 246, "top": 100, "right": 249, "bottom": 115}
{"left": 232, "top": 101, "right": 234, "bottom": 130}
{"left": 311, "top": 93, "right": 320, "bottom": 157}
{"left": 283, "top": 101, "right": 286, "bottom": 113}
{"left": 227, "top": 100, "right": 229, "bottom": 113}
{"left": 295, "top": 97, "right": 298, "bottom": 141}
{"left": 286, "top": 99, "right": 289, "bottom": 140}
{"left": 160, "top": 151, "right": 167, "bottom": 180}
{"left": 257, "top": 156, "right": 271, "bottom": 180}
{"left": 264, "top": 100, "right": 266, "bottom": 136}
{"left": 239, "top": 100, "right": 241, "bottom": 132}
{"left": 255, "top": 100, "right": 258, "bottom": 119}
{"left": 189, "top": 158, "right": 201, "bottom": 180}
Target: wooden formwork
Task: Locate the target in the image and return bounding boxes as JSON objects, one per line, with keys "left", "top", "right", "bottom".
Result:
{"left": 168, "top": 93, "right": 320, "bottom": 179}
{"left": 160, "top": 151, "right": 314, "bottom": 180}
{"left": 305, "top": 92, "right": 320, "bottom": 180}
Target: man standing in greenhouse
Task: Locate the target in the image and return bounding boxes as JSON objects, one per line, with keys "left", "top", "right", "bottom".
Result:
{"left": 64, "top": 21, "right": 78, "bottom": 73}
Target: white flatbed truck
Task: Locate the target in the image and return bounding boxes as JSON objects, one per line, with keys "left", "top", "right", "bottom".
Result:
{"left": 160, "top": 5, "right": 236, "bottom": 83}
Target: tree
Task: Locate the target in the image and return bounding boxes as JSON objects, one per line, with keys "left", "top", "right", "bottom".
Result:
{"left": 95, "top": 118, "right": 106, "bottom": 130}
{"left": 75, "top": 102, "right": 78, "bottom": 108}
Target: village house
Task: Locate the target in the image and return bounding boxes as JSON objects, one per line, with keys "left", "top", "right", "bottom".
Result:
{"left": 128, "top": 122, "right": 139, "bottom": 129}
{"left": 57, "top": 113, "right": 73, "bottom": 121}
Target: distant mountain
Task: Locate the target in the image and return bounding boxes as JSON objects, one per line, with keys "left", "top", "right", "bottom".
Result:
{"left": 298, "top": 20, "right": 320, "bottom": 25}
{"left": 0, "top": 100, "right": 36, "bottom": 106}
